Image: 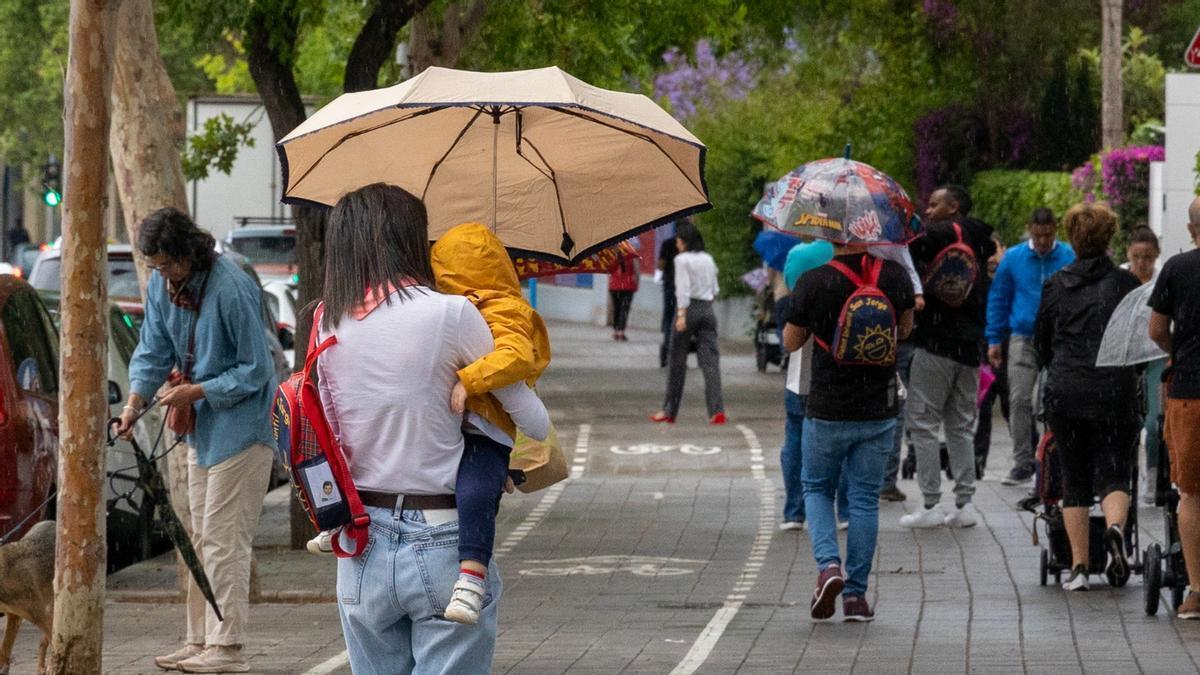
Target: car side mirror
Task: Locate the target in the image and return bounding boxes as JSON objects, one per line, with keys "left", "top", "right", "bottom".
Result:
{"left": 278, "top": 327, "right": 295, "bottom": 351}
{"left": 108, "top": 380, "right": 122, "bottom": 405}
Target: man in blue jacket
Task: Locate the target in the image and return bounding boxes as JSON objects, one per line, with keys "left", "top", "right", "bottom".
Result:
{"left": 986, "top": 207, "right": 1074, "bottom": 485}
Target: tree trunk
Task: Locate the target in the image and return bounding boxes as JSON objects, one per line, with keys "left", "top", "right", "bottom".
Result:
{"left": 1100, "top": 0, "right": 1123, "bottom": 149}
{"left": 49, "top": 1, "right": 116, "bottom": 672}
{"left": 408, "top": 1, "right": 488, "bottom": 74}
{"left": 108, "top": 0, "right": 200, "bottom": 597}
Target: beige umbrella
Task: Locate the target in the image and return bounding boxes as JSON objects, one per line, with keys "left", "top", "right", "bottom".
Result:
{"left": 277, "top": 66, "right": 710, "bottom": 263}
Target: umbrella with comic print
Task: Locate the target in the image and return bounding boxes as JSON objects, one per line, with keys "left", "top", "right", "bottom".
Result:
{"left": 751, "top": 154, "right": 921, "bottom": 247}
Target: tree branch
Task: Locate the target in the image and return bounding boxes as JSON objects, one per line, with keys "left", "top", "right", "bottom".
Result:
{"left": 243, "top": 10, "right": 306, "bottom": 143}
{"left": 409, "top": 0, "right": 488, "bottom": 74}
{"left": 344, "top": 0, "right": 435, "bottom": 92}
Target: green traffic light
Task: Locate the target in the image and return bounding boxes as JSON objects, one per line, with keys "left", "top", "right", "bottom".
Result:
{"left": 43, "top": 190, "right": 61, "bottom": 207}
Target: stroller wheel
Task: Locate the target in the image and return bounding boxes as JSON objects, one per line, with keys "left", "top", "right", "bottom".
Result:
{"left": 1039, "top": 548, "right": 1049, "bottom": 587}
{"left": 1144, "top": 544, "right": 1162, "bottom": 616}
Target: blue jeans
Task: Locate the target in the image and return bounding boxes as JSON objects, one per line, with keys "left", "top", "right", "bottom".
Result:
{"left": 783, "top": 393, "right": 849, "bottom": 523}
{"left": 337, "top": 506, "right": 500, "bottom": 674}
{"left": 802, "top": 417, "right": 896, "bottom": 597}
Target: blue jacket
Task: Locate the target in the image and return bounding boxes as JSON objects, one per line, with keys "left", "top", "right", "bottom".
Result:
{"left": 986, "top": 240, "right": 1075, "bottom": 345}
{"left": 130, "top": 255, "right": 277, "bottom": 467}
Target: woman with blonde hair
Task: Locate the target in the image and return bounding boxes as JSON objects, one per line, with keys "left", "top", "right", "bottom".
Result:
{"left": 1034, "top": 202, "right": 1142, "bottom": 592}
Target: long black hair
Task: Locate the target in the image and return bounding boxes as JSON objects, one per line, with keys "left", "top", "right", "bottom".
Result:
{"left": 675, "top": 219, "right": 706, "bottom": 252}
{"left": 322, "top": 183, "right": 437, "bottom": 330}
{"left": 137, "top": 207, "right": 217, "bottom": 272}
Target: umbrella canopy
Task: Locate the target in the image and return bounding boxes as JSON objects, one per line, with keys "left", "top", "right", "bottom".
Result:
{"left": 753, "top": 229, "right": 801, "bottom": 271}
{"left": 1096, "top": 281, "right": 1168, "bottom": 367}
{"left": 513, "top": 240, "right": 638, "bottom": 279}
{"left": 752, "top": 157, "right": 920, "bottom": 246}
{"left": 277, "top": 66, "right": 710, "bottom": 264}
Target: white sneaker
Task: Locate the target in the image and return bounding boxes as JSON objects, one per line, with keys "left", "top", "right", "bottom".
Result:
{"left": 943, "top": 504, "right": 978, "bottom": 528}
{"left": 1061, "top": 566, "right": 1089, "bottom": 591}
{"left": 177, "top": 645, "right": 249, "bottom": 673}
{"left": 899, "top": 506, "right": 944, "bottom": 529}
{"left": 306, "top": 530, "right": 334, "bottom": 555}
{"left": 443, "top": 577, "right": 486, "bottom": 625}
{"left": 837, "top": 520, "right": 850, "bottom": 531}
{"left": 779, "top": 520, "right": 805, "bottom": 531}
{"left": 154, "top": 643, "right": 204, "bottom": 670}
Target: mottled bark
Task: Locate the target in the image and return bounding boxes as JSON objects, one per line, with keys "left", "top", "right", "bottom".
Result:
{"left": 408, "top": 0, "right": 487, "bottom": 74}
{"left": 1100, "top": 0, "right": 1123, "bottom": 149}
{"left": 49, "top": 0, "right": 116, "bottom": 672}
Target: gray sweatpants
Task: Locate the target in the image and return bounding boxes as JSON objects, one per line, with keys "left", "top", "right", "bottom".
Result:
{"left": 663, "top": 300, "right": 724, "bottom": 418}
{"left": 1007, "top": 335, "right": 1039, "bottom": 471}
{"left": 906, "top": 349, "right": 977, "bottom": 508}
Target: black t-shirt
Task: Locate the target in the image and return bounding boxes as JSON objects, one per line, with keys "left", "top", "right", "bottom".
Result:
{"left": 787, "top": 254, "right": 916, "bottom": 420}
{"left": 909, "top": 218, "right": 996, "bottom": 366}
{"left": 1149, "top": 249, "right": 1200, "bottom": 399}
{"left": 658, "top": 238, "right": 677, "bottom": 294}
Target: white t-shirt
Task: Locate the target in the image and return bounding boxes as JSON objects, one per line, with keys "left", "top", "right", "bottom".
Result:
{"left": 316, "top": 287, "right": 548, "bottom": 495}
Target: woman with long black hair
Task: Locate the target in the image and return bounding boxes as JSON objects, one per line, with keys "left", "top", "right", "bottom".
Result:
{"left": 651, "top": 221, "right": 725, "bottom": 424}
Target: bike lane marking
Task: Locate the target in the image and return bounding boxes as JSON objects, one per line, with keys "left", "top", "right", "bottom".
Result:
{"left": 669, "top": 424, "right": 774, "bottom": 675}
{"left": 301, "top": 423, "right": 591, "bottom": 675}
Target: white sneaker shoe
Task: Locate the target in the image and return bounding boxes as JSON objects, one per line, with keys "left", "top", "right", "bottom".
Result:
{"left": 1061, "top": 566, "right": 1089, "bottom": 591}
{"left": 944, "top": 504, "right": 978, "bottom": 528}
{"left": 899, "top": 506, "right": 944, "bottom": 529}
{"left": 154, "top": 643, "right": 204, "bottom": 670}
{"left": 306, "top": 530, "right": 334, "bottom": 555}
{"left": 443, "top": 577, "right": 486, "bottom": 625}
{"left": 779, "top": 520, "right": 805, "bottom": 531}
{"left": 176, "top": 645, "right": 249, "bottom": 673}
{"left": 837, "top": 520, "right": 850, "bottom": 531}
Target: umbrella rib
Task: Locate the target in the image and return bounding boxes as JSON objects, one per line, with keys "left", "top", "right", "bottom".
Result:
{"left": 547, "top": 106, "right": 706, "bottom": 198}
{"left": 520, "top": 136, "right": 570, "bottom": 250}
{"left": 287, "top": 107, "right": 446, "bottom": 196}
{"left": 421, "top": 107, "right": 485, "bottom": 201}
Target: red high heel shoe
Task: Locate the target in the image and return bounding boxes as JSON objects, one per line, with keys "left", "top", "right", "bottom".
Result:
{"left": 709, "top": 412, "right": 727, "bottom": 425}
{"left": 649, "top": 412, "right": 675, "bottom": 424}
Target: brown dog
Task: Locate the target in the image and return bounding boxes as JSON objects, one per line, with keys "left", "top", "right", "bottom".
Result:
{"left": 0, "top": 520, "right": 55, "bottom": 675}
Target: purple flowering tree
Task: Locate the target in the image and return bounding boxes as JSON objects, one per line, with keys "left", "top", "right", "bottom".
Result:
{"left": 652, "top": 39, "right": 756, "bottom": 121}
{"left": 1071, "top": 145, "right": 1163, "bottom": 230}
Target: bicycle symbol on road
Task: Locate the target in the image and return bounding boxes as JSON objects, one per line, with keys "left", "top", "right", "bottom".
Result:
{"left": 609, "top": 443, "right": 721, "bottom": 456}
{"left": 517, "top": 555, "right": 706, "bottom": 577}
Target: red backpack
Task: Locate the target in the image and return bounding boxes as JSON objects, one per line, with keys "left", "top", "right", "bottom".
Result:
{"left": 271, "top": 304, "right": 370, "bottom": 557}
{"left": 813, "top": 256, "right": 898, "bottom": 367}
{"left": 922, "top": 222, "right": 979, "bottom": 308}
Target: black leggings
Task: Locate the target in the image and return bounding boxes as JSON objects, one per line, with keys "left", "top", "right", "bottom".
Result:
{"left": 611, "top": 291, "right": 634, "bottom": 331}
{"left": 1047, "top": 413, "right": 1139, "bottom": 508}
{"left": 455, "top": 433, "right": 512, "bottom": 566}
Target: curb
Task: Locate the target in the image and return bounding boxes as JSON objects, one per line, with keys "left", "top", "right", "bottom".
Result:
{"left": 108, "top": 590, "right": 337, "bottom": 604}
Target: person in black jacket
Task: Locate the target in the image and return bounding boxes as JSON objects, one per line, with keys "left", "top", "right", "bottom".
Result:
{"left": 1035, "top": 202, "right": 1141, "bottom": 592}
{"left": 899, "top": 216, "right": 996, "bottom": 530}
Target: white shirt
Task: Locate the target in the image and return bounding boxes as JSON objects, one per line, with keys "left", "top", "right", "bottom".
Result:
{"left": 316, "top": 288, "right": 549, "bottom": 496}
{"left": 674, "top": 251, "right": 719, "bottom": 309}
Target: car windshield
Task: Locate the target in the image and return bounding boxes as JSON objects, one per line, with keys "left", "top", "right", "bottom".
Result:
{"left": 32, "top": 257, "right": 142, "bottom": 298}
{"left": 228, "top": 235, "right": 295, "bottom": 266}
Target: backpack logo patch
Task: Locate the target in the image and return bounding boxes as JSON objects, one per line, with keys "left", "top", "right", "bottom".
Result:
{"left": 923, "top": 223, "right": 979, "bottom": 308}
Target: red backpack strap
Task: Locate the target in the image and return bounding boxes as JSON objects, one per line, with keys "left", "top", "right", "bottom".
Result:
{"left": 825, "top": 258, "right": 867, "bottom": 286}
{"left": 951, "top": 222, "right": 965, "bottom": 244}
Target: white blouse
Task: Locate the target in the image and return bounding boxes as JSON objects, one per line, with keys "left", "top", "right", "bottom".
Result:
{"left": 674, "top": 251, "right": 719, "bottom": 309}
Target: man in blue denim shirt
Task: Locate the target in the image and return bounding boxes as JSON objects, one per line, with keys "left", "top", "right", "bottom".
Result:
{"left": 115, "top": 208, "right": 276, "bottom": 673}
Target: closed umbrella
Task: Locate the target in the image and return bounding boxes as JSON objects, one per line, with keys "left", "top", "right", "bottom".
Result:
{"left": 277, "top": 66, "right": 710, "bottom": 263}
{"left": 1096, "top": 281, "right": 1167, "bottom": 367}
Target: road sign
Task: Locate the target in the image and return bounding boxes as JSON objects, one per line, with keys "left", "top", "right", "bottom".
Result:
{"left": 1188, "top": 25, "right": 1200, "bottom": 68}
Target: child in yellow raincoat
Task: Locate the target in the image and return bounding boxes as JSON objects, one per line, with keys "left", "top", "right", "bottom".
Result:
{"left": 431, "top": 222, "right": 552, "bottom": 624}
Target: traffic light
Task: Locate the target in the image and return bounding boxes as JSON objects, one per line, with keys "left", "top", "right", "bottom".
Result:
{"left": 41, "top": 157, "right": 61, "bottom": 207}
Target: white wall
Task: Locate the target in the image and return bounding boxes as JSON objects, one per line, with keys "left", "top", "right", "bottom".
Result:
{"left": 1164, "top": 74, "right": 1200, "bottom": 257}
{"left": 186, "top": 96, "right": 293, "bottom": 242}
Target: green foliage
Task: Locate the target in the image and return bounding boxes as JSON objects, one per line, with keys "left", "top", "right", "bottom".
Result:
{"left": 1079, "top": 27, "right": 1167, "bottom": 140}
{"left": 180, "top": 114, "right": 258, "bottom": 181}
{"left": 195, "top": 36, "right": 256, "bottom": 95}
{"left": 0, "top": 1, "right": 65, "bottom": 166}
{"left": 969, "top": 171, "right": 1079, "bottom": 244}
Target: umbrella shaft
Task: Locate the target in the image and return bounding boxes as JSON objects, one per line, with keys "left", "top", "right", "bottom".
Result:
{"left": 492, "top": 115, "right": 499, "bottom": 230}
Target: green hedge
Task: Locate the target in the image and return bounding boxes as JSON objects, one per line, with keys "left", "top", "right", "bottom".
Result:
{"left": 968, "top": 170, "right": 1079, "bottom": 244}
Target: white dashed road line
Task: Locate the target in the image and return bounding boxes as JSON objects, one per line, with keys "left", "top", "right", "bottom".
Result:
{"left": 670, "top": 424, "right": 775, "bottom": 675}
{"left": 302, "top": 423, "right": 592, "bottom": 674}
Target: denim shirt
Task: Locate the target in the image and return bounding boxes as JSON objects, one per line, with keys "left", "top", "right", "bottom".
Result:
{"left": 129, "top": 255, "right": 277, "bottom": 467}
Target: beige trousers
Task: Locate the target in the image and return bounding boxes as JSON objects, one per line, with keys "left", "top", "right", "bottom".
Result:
{"left": 185, "top": 443, "right": 273, "bottom": 646}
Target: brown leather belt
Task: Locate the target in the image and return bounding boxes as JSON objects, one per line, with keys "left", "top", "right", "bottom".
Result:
{"left": 358, "top": 490, "right": 456, "bottom": 511}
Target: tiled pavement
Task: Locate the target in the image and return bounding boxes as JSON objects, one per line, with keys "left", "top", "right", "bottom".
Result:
{"left": 7, "top": 321, "right": 1200, "bottom": 674}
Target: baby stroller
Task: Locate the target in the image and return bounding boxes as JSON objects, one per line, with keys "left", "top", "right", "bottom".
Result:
{"left": 1143, "top": 414, "right": 1188, "bottom": 615}
{"left": 753, "top": 288, "right": 785, "bottom": 373}
{"left": 1034, "top": 432, "right": 1142, "bottom": 587}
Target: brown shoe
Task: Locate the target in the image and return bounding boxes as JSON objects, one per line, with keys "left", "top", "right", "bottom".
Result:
{"left": 879, "top": 486, "right": 907, "bottom": 502}
{"left": 1178, "top": 589, "right": 1200, "bottom": 620}
{"left": 810, "top": 564, "right": 844, "bottom": 620}
{"left": 843, "top": 594, "right": 875, "bottom": 622}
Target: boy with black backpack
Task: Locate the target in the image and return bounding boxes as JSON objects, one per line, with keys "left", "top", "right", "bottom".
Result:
{"left": 784, "top": 245, "right": 915, "bottom": 622}
{"left": 899, "top": 215, "right": 996, "bottom": 530}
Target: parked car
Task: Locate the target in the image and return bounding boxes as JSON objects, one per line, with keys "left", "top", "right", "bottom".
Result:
{"left": 262, "top": 279, "right": 298, "bottom": 368}
{"left": 0, "top": 276, "right": 58, "bottom": 543}
{"left": 224, "top": 222, "right": 296, "bottom": 284}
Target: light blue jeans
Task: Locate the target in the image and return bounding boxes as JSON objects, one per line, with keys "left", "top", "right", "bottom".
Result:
{"left": 337, "top": 505, "right": 501, "bottom": 675}
{"left": 783, "top": 392, "right": 848, "bottom": 524}
{"left": 802, "top": 416, "right": 896, "bottom": 597}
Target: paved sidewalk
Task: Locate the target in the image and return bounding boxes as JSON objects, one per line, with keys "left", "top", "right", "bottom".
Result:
{"left": 7, "top": 321, "right": 1200, "bottom": 674}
